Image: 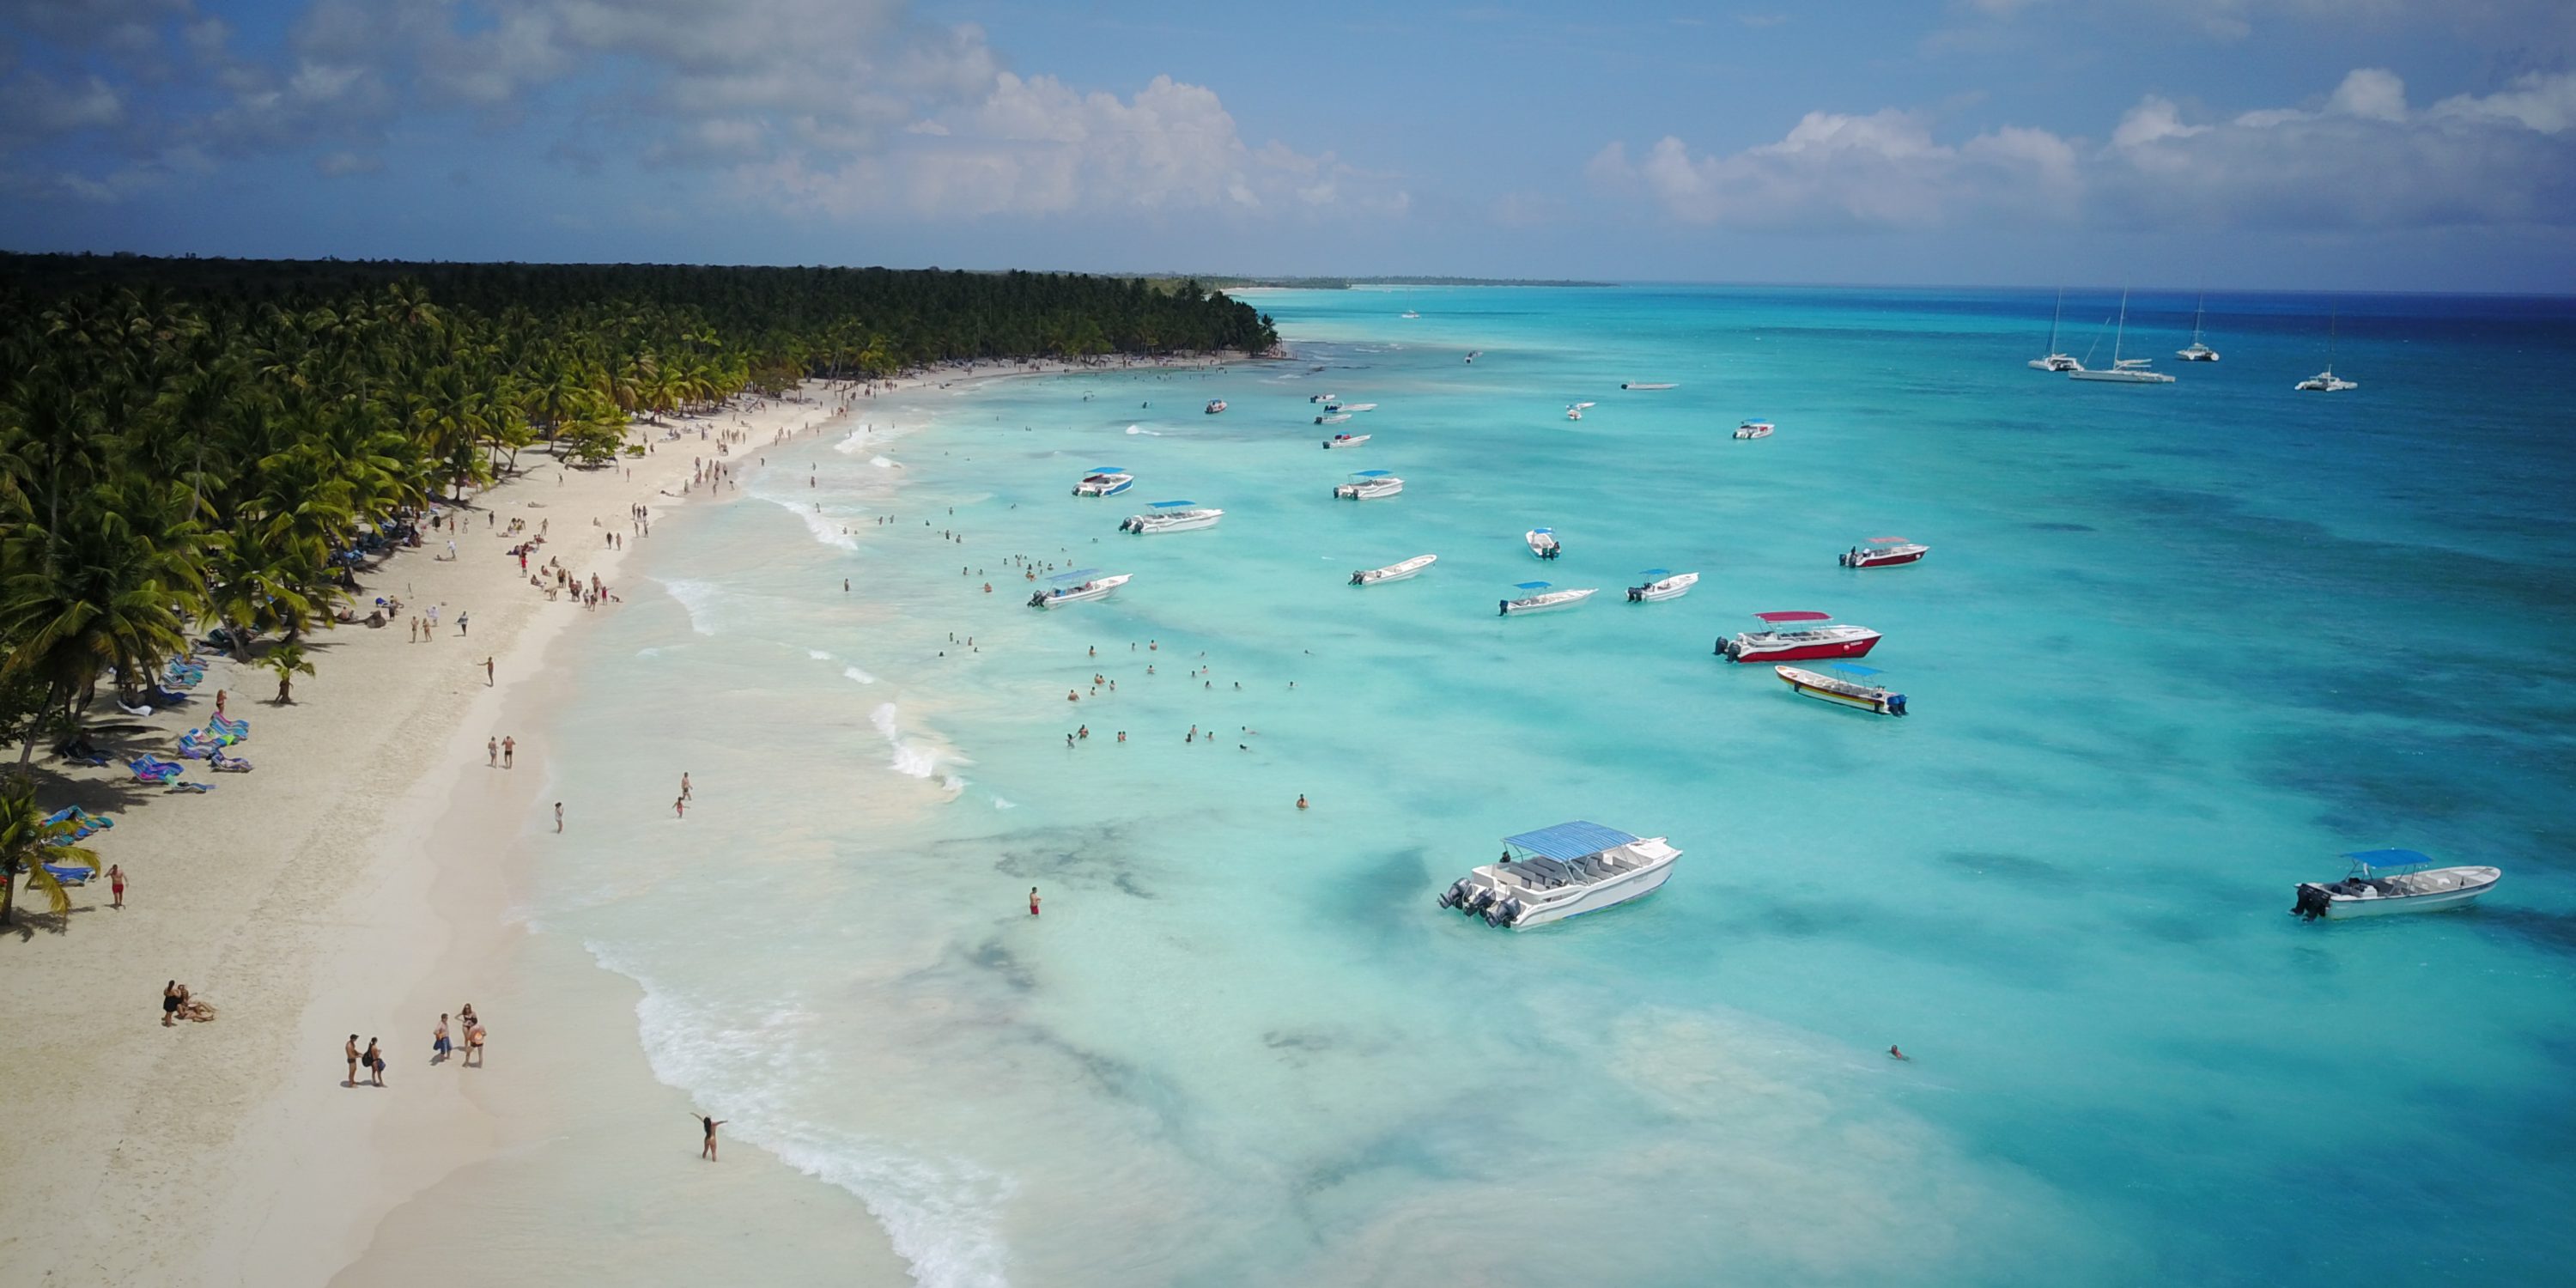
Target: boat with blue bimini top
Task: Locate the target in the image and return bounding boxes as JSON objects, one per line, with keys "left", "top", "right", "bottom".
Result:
{"left": 1499, "top": 581, "right": 1595, "bottom": 616}
{"left": 1334, "top": 470, "right": 1403, "bottom": 500}
{"left": 1527, "top": 527, "right": 1562, "bottom": 560}
{"left": 1626, "top": 569, "right": 1699, "bottom": 602}
{"left": 1321, "top": 431, "right": 1371, "bottom": 449}
{"left": 1776, "top": 663, "right": 1907, "bottom": 715}
{"left": 1437, "top": 821, "right": 1683, "bottom": 929}
{"left": 2293, "top": 850, "right": 2500, "bottom": 920}
{"left": 1072, "top": 466, "right": 1134, "bottom": 497}
{"left": 1027, "top": 568, "right": 1132, "bottom": 609}
{"left": 1119, "top": 501, "right": 1224, "bottom": 534}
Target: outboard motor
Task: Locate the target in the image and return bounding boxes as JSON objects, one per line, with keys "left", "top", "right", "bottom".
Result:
{"left": 1437, "top": 879, "right": 1468, "bottom": 910}
{"left": 1497, "top": 897, "right": 1525, "bottom": 927}
{"left": 1467, "top": 887, "right": 1498, "bottom": 914}
{"left": 1889, "top": 693, "right": 1908, "bottom": 717}
{"left": 1028, "top": 591, "right": 1048, "bottom": 608}
{"left": 1498, "top": 599, "right": 1510, "bottom": 617}
{"left": 1627, "top": 586, "right": 1643, "bottom": 602}
{"left": 2291, "top": 884, "right": 2336, "bottom": 921}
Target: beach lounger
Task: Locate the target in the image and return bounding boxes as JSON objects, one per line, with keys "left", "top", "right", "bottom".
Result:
{"left": 42, "top": 861, "right": 94, "bottom": 885}
{"left": 210, "top": 750, "right": 253, "bottom": 772}
{"left": 115, "top": 699, "right": 153, "bottom": 718}
{"left": 210, "top": 714, "right": 250, "bottom": 738}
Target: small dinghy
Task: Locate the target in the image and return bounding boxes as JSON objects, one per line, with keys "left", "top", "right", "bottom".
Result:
{"left": 1321, "top": 432, "right": 1372, "bottom": 449}
{"left": 1776, "top": 663, "right": 1907, "bottom": 715}
{"left": 1526, "top": 527, "right": 1562, "bottom": 560}
{"left": 1626, "top": 569, "right": 1698, "bottom": 603}
{"left": 1028, "top": 569, "right": 1132, "bottom": 608}
{"left": 1499, "top": 581, "right": 1595, "bottom": 616}
{"left": 1333, "top": 470, "right": 1403, "bottom": 500}
{"left": 1438, "top": 821, "right": 1681, "bottom": 929}
{"left": 1352, "top": 554, "right": 1436, "bottom": 586}
{"left": 2293, "top": 850, "right": 2500, "bottom": 920}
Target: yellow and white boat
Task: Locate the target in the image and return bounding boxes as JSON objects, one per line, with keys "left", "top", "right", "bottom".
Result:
{"left": 1774, "top": 664, "right": 1907, "bottom": 716}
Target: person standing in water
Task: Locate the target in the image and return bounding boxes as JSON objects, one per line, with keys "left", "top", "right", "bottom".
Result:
{"left": 1029, "top": 887, "right": 1041, "bottom": 917}
{"left": 698, "top": 1113, "right": 728, "bottom": 1160}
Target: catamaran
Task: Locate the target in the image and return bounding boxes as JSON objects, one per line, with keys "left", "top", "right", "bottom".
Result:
{"left": 1734, "top": 419, "right": 1774, "bottom": 440}
{"left": 1072, "top": 466, "right": 1134, "bottom": 497}
{"left": 1626, "top": 569, "right": 1699, "bottom": 602}
{"left": 1321, "top": 432, "right": 1372, "bottom": 449}
{"left": 1718, "top": 611, "right": 1882, "bottom": 663}
{"left": 1621, "top": 381, "right": 1678, "bottom": 391}
{"left": 1526, "top": 527, "right": 1562, "bottom": 560}
{"left": 1118, "top": 501, "right": 1224, "bottom": 534}
{"left": 1351, "top": 554, "right": 1436, "bottom": 585}
{"left": 2177, "top": 292, "right": 2220, "bottom": 361}
{"left": 2296, "top": 311, "right": 2358, "bottom": 392}
{"left": 1776, "top": 663, "right": 1907, "bottom": 715}
{"left": 1027, "top": 569, "right": 1132, "bottom": 608}
{"left": 1437, "top": 821, "right": 1682, "bottom": 929}
{"left": 1333, "top": 470, "right": 1404, "bottom": 500}
{"left": 1204, "top": 399, "right": 1227, "bottom": 414}
{"left": 1839, "top": 537, "right": 1929, "bottom": 568}
{"left": 2030, "top": 288, "right": 2081, "bottom": 371}
{"left": 2069, "top": 290, "right": 2176, "bottom": 384}
{"left": 2293, "top": 850, "right": 2500, "bottom": 920}
{"left": 1499, "top": 581, "right": 1595, "bottom": 615}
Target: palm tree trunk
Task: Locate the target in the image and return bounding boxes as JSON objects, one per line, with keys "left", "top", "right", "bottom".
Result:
{"left": 15, "top": 679, "right": 65, "bottom": 772}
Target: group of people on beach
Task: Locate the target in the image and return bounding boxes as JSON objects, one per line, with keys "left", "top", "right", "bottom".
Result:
{"left": 344, "top": 1003, "right": 483, "bottom": 1087}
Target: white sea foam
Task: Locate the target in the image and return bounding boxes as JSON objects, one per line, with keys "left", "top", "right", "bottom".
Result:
{"left": 871, "top": 454, "right": 902, "bottom": 470}
{"left": 991, "top": 797, "right": 1016, "bottom": 810}
{"left": 662, "top": 579, "right": 724, "bottom": 635}
{"left": 832, "top": 425, "right": 875, "bottom": 453}
{"left": 843, "top": 665, "right": 877, "bottom": 685}
{"left": 1123, "top": 424, "right": 1160, "bottom": 435}
{"left": 807, "top": 649, "right": 833, "bottom": 660}
{"left": 757, "top": 493, "right": 860, "bottom": 550}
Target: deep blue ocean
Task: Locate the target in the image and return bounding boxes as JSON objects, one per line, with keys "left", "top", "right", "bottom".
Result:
{"left": 535, "top": 284, "right": 2576, "bottom": 1287}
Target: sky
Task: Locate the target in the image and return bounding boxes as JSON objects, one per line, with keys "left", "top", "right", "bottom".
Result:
{"left": 3, "top": 0, "right": 2574, "bottom": 291}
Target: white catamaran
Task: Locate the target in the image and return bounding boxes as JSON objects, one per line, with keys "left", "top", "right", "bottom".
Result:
{"left": 2030, "top": 288, "right": 2081, "bottom": 371}
{"left": 2069, "top": 290, "right": 2176, "bottom": 384}
{"left": 2177, "top": 292, "right": 2220, "bottom": 361}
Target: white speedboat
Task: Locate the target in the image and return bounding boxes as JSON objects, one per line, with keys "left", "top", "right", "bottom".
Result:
{"left": 1027, "top": 570, "right": 1132, "bottom": 608}
{"left": 1776, "top": 663, "right": 1907, "bottom": 715}
{"left": 1438, "top": 821, "right": 1681, "bottom": 929}
{"left": 1718, "top": 611, "right": 1881, "bottom": 663}
{"left": 1321, "top": 432, "right": 1372, "bottom": 449}
{"left": 1621, "top": 381, "right": 1677, "bottom": 391}
{"left": 1310, "top": 392, "right": 1339, "bottom": 404}
{"left": 1400, "top": 310, "right": 1420, "bottom": 319}
{"left": 1204, "top": 399, "right": 1227, "bottom": 414}
{"left": 2293, "top": 850, "right": 2499, "bottom": 920}
{"left": 1119, "top": 501, "right": 1224, "bottom": 534}
{"left": 1839, "top": 537, "right": 1929, "bottom": 568}
{"left": 1334, "top": 470, "right": 1404, "bottom": 500}
{"left": 2177, "top": 292, "right": 2220, "bottom": 361}
{"left": 1626, "top": 569, "right": 1698, "bottom": 602}
{"left": 1464, "top": 350, "right": 1481, "bottom": 364}
{"left": 1072, "top": 466, "right": 1134, "bottom": 497}
{"left": 1316, "top": 412, "right": 1352, "bottom": 424}
{"left": 1333, "top": 402, "right": 1378, "bottom": 412}
{"left": 2069, "top": 291, "right": 2177, "bottom": 384}
{"left": 1351, "top": 554, "right": 1436, "bottom": 586}
{"left": 2031, "top": 289, "right": 2081, "bottom": 371}
{"left": 1733, "top": 420, "right": 1774, "bottom": 440}
{"left": 1526, "top": 527, "right": 1562, "bottom": 560}
{"left": 1499, "top": 581, "right": 1595, "bottom": 615}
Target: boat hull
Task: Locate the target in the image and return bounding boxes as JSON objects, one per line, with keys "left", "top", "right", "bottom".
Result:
{"left": 1840, "top": 547, "right": 1927, "bottom": 568}
{"left": 1321, "top": 434, "right": 1371, "bottom": 449}
{"left": 1073, "top": 477, "right": 1134, "bottom": 496}
{"left": 1500, "top": 590, "right": 1595, "bottom": 616}
{"left": 1352, "top": 556, "right": 1435, "bottom": 585}
{"left": 1511, "top": 860, "right": 1675, "bottom": 928}
{"left": 1334, "top": 481, "right": 1403, "bottom": 500}
{"left": 2069, "top": 370, "right": 2176, "bottom": 384}
{"left": 1721, "top": 629, "right": 1880, "bottom": 663}
{"left": 1120, "top": 511, "right": 1223, "bottom": 534}
{"left": 1627, "top": 574, "right": 1698, "bottom": 602}
{"left": 1776, "top": 666, "right": 1905, "bottom": 715}
{"left": 2299, "top": 867, "right": 2500, "bottom": 919}
{"left": 1029, "top": 574, "right": 1132, "bottom": 608}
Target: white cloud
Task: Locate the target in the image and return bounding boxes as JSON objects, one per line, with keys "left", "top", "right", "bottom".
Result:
{"left": 1598, "top": 67, "right": 2576, "bottom": 234}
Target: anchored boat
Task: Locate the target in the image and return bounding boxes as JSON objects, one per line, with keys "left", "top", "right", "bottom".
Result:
{"left": 1027, "top": 569, "right": 1132, "bottom": 609}
{"left": 1333, "top": 470, "right": 1404, "bottom": 500}
{"left": 1437, "top": 821, "right": 1682, "bottom": 929}
{"left": 1627, "top": 569, "right": 1699, "bottom": 602}
{"left": 1072, "top": 466, "right": 1134, "bottom": 497}
{"left": 1321, "top": 432, "right": 1372, "bottom": 449}
{"left": 1204, "top": 399, "right": 1227, "bottom": 414}
{"left": 2293, "top": 850, "right": 2500, "bottom": 920}
{"left": 1499, "top": 581, "right": 1595, "bottom": 616}
{"left": 1309, "top": 392, "right": 1338, "bottom": 404}
{"left": 1118, "top": 501, "right": 1224, "bottom": 534}
{"left": 1718, "top": 611, "right": 1881, "bottom": 663}
{"left": 1776, "top": 663, "right": 1907, "bottom": 715}
{"left": 1526, "top": 527, "right": 1562, "bottom": 560}
{"left": 1351, "top": 554, "right": 1436, "bottom": 586}
{"left": 1621, "top": 381, "right": 1677, "bottom": 391}
{"left": 1839, "top": 537, "right": 1928, "bottom": 568}
{"left": 1734, "top": 420, "right": 1774, "bottom": 440}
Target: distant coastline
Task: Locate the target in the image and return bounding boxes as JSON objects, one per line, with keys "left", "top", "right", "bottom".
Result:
{"left": 1176, "top": 274, "right": 1618, "bottom": 290}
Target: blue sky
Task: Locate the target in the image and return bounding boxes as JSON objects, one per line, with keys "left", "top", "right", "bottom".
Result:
{"left": 4, "top": 0, "right": 2573, "bottom": 290}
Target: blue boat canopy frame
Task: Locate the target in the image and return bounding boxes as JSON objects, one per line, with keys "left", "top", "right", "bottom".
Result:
{"left": 1149, "top": 499, "right": 1197, "bottom": 507}
{"left": 1084, "top": 465, "right": 1126, "bottom": 472}
{"left": 1352, "top": 469, "right": 1395, "bottom": 477}
{"left": 1504, "top": 821, "right": 1643, "bottom": 861}
{"left": 1512, "top": 580, "right": 1553, "bottom": 590}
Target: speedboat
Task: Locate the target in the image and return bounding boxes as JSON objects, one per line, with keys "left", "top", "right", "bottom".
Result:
{"left": 1526, "top": 528, "right": 1562, "bottom": 560}
{"left": 1204, "top": 399, "right": 1227, "bottom": 414}
{"left": 1499, "top": 581, "right": 1595, "bottom": 615}
{"left": 2293, "top": 850, "right": 2500, "bottom": 920}
{"left": 1437, "top": 821, "right": 1681, "bottom": 929}
{"left": 1621, "top": 381, "right": 1677, "bottom": 391}
{"left": 2296, "top": 369, "right": 2358, "bottom": 392}
{"left": 1464, "top": 351, "right": 1481, "bottom": 364}
{"left": 1316, "top": 413, "right": 1352, "bottom": 424}
{"left": 1718, "top": 611, "right": 1881, "bottom": 663}
{"left": 1119, "top": 501, "right": 1224, "bottom": 534}
{"left": 1352, "top": 554, "right": 1436, "bottom": 586}
{"left": 1333, "top": 402, "right": 1378, "bottom": 412}
{"left": 1626, "top": 569, "right": 1698, "bottom": 602}
{"left": 1839, "top": 537, "right": 1929, "bottom": 568}
{"left": 1027, "top": 570, "right": 1132, "bottom": 608}
{"left": 1401, "top": 310, "right": 1420, "bottom": 319}
{"left": 1310, "top": 392, "right": 1338, "bottom": 404}
{"left": 1333, "top": 470, "right": 1403, "bottom": 500}
{"left": 1565, "top": 406, "right": 1584, "bottom": 422}
{"left": 1321, "top": 432, "right": 1372, "bottom": 449}
{"left": 1734, "top": 420, "right": 1774, "bottom": 440}
{"left": 1072, "top": 467, "right": 1134, "bottom": 497}
{"left": 1776, "top": 663, "right": 1907, "bottom": 715}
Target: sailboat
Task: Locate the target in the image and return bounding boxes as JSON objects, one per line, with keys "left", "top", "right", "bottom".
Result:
{"left": 2069, "top": 290, "right": 2177, "bottom": 384}
{"left": 2177, "top": 292, "right": 2220, "bottom": 361}
{"left": 2295, "top": 310, "right": 2359, "bottom": 392}
{"left": 2029, "top": 289, "right": 2081, "bottom": 371}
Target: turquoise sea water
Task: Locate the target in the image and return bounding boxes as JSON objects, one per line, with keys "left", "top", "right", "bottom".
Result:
{"left": 534, "top": 286, "right": 2575, "bottom": 1287}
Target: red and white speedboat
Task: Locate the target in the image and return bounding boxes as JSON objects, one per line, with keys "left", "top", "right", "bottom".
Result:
{"left": 1717, "top": 611, "right": 1881, "bottom": 664}
{"left": 1839, "top": 537, "right": 1929, "bottom": 568}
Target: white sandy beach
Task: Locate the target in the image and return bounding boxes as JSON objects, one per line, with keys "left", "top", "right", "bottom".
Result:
{"left": 0, "top": 355, "right": 1232, "bottom": 1288}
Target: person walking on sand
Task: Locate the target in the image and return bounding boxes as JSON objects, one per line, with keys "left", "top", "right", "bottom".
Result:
{"left": 1029, "top": 887, "right": 1041, "bottom": 917}
{"left": 680, "top": 772, "right": 692, "bottom": 801}
{"left": 485, "top": 657, "right": 494, "bottom": 686}
{"left": 108, "top": 864, "right": 124, "bottom": 908}
{"left": 364, "top": 1037, "right": 386, "bottom": 1086}
{"left": 554, "top": 801, "right": 563, "bottom": 832}
{"left": 457, "top": 611, "right": 470, "bottom": 636}
{"left": 697, "top": 1113, "right": 728, "bottom": 1161}
{"left": 346, "top": 1034, "right": 361, "bottom": 1085}
{"left": 502, "top": 736, "right": 515, "bottom": 768}
{"left": 674, "top": 795, "right": 686, "bottom": 819}
{"left": 489, "top": 737, "right": 499, "bottom": 768}
{"left": 434, "top": 1014, "right": 453, "bottom": 1064}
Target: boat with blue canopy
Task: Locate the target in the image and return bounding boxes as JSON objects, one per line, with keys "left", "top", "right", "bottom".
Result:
{"left": 1437, "top": 820, "right": 1683, "bottom": 929}
{"left": 1626, "top": 568, "right": 1699, "bottom": 602}
{"left": 1775, "top": 662, "right": 1907, "bottom": 715}
{"left": 1028, "top": 568, "right": 1132, "bottom": 609}
{"left": 1499, "top": 580, "right": 1595, "bottom": 616}
{"left": 2293, "top": 849, "right": 2500, "bottom": 920}
{"left": 1334, "top": 470, "right": 1404, "bottom": 500}
{"left": 1072, "top": 466, "right": 1134, "bottom": 497}
{"left": 1119, "top": 501, "right": 1224, "bottom": 534}
{"left": 1526, "top": 527, "right": 1562, "bottom": 559}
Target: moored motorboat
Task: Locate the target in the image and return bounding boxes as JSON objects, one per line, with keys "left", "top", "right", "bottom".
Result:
{"left": 1321, "top": 432, "right": 1372, "bottom": 449}
{"left": 1437, "top": 821, "right": 1681, "bottom": 929}
{"left": 1204, "top": 399, "right": 1227, "bottom": 414}
{"left": 1351, "top": 554, "right": 1436, "bottom": 585}
{"left": 1718, "top": 611, "right": 1881, "bottom": 663}
{"left": 2293, "top": 850, "right": 2500, "bottom": 920}
{"left": 1733, "top": 420, "right": 1774, "bottom": 440}
{"left": 1027, "top": 569, "right": 1132, "bottom": 608}
{"left": 1621, "top": 381, "right": 1677, "bottom": 391}
{"left": 1626, "top": 569, "right": 1699, "bottom": 602}
{"left": 1839, "top": 537, "right": 1929, "bottom": 568}
{"left": 1499, "top": 581, "right": 1595, "bottom": 615}
{"left": 1776, "top": 663, "right": 1906, "bottom": 715}
{"left": 1333, "top": 402, "right": 1378, "bottom": 412}
{"left": 1310, "top": 392, "right": 1338, "bottom": 404}
{"left": 1118, "top": 501, "right": 1224, "bottom": 534}
{"left": 1316, "top": 413, "right": 1352, "bottom": 424}
{"left": 1333, "top": 470, "right": 1404, "bottom": 500}
{"left": 1072, "top": 466, "right": 1134, "bottom": 497}
{"left": 1526, "top": 527, "right": 1562, "bottom": 560}
{"left": 1464, "top": 350, "right": 1481, "bottom": 363}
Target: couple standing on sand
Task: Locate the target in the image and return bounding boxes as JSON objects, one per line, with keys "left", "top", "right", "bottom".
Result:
{"left": 432, "top": 1010, "right": 486, "bottom": 1066}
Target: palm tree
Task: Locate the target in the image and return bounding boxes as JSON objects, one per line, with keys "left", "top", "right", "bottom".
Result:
{"left": 264, "top": 641, "right": 314, "bottom": 704}
{"left": 0, "top": 483, "right": 201, "bottom": 766}
{"left": 0, "top": 778, "right": 97, "bottom": 925}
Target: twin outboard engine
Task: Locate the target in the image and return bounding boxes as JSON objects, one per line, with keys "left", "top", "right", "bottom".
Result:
{"left": 1117, "top": 517, "right": 1138, "bottom": 533}
{"left": 2291, "top": 884, "right": 2336, "bottom": 921}
{"left": 1027, "top": 590, "right": 1049, "bottom": 608}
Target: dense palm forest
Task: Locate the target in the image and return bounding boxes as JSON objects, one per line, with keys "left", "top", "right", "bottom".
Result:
{"left": 0, "top": 254, "right": 1277, "bottom": 776}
